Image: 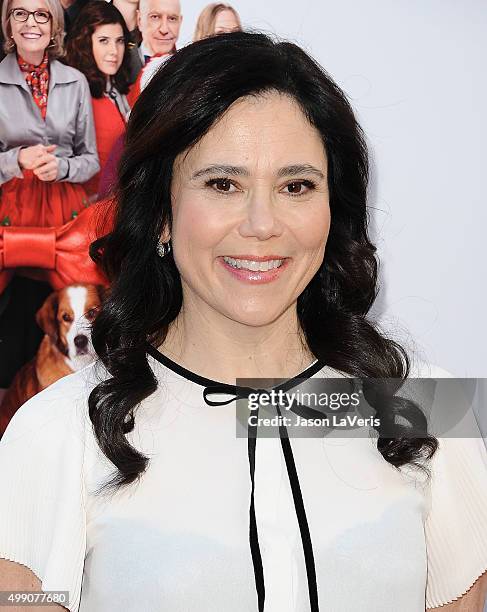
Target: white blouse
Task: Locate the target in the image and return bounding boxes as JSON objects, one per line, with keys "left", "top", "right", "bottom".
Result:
{"left": 0, "top": 347, "right": 486, "bottom": 612}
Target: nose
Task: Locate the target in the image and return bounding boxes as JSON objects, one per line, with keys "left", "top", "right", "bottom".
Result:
{"left": 238, "top": 189, "right": 284, "bottom": 241}
{"left": 107, "top": 40, "right": 117, "bottom": 55}
{"left": 74, "top": 334, "right": 88, "bottom": 350}
{"left": 158, "top": 14, "right": 169, "bottom": 33}
{"left": 25, "top": 13, "right": 37, "bottom": 25}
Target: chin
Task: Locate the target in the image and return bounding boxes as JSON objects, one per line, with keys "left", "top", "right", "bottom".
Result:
{"left": 153, "top": 44, "right": 172, "bottom": 55}
{"left": 225, "top": 304, "right": 288, "bottom": 328}
{"left": 20, "top": 43, "right": 46, "bottom": 52}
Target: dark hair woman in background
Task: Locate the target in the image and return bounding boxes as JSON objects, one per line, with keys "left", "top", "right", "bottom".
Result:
{"left": 65, "top": 1, "right": 131, "bottom": 200}
{"left": 0, "top": 32, "right": 486, "bottom": 612}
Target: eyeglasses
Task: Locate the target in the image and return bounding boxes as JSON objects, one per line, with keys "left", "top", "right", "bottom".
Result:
{"left": 8, "top": 8, "right": 52, "bottom": 23}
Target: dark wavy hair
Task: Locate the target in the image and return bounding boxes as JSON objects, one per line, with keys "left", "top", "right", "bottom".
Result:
{"left": 64, "top": 1, "right": 131, "bottom": 98}
{"left": 89, "top": 31, "right": 438, "bottom": 491}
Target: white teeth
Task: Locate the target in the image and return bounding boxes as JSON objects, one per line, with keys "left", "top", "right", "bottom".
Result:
{"left": 223, "top": 256, "right": 283, "bottom": 271}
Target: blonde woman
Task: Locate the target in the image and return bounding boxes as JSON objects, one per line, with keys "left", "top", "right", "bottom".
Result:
{"left": 0, "top": 0, "right": 99, "bottom": 228}
{"left": 193, "top": 2, "right": 241, "bottom": 42}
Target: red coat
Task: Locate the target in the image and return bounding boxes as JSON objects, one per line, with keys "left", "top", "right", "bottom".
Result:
{"left": 83, "top": 96, "right": 126, "bottom": 197}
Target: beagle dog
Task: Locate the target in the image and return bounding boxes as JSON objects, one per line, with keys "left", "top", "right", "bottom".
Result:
{"left": 0, "top": 284, "right": 105, "bottom": 436}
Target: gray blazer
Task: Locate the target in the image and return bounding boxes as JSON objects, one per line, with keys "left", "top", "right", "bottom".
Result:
{"left": 0, "top": 53, "right": 99, "bottom": 186}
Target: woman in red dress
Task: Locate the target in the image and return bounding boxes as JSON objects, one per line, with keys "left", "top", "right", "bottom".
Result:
{"left": 0, "top": 0, "right": 99, "bottom": 227}
{"left": 65, "top": 1, "right": 132, "bottom": 200}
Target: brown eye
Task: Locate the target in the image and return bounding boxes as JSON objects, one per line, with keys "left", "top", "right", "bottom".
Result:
{"left": 85, "top": 308, "right": 97, "bottom": 320}
{"left": 62, "top": 313, "right": 72, "bottom": 323}
{"left": 287, "top": 182, "right": 303, "bottom": 194}
{"left": 283, "top": 180, "right": 316, "bottom": 197}
{"left": 215, "top": 179, "right": 232, "bottom": 192}
{"left": 206, "top": 178, "right": 237, "bottom": 194}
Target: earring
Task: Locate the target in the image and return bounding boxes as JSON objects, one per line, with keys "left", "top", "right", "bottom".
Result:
{"left": 47, "top": 37, "right": 55, "bottom": 48}
{"left": 156, "top": 240, "right": 171, "bottom": 258}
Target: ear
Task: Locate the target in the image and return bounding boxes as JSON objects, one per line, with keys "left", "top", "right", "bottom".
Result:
{"left": 160, "top": 226, "right": 171, "bottom": 243}
{"left": 35, "top": 292, "right": 59, "bottom": 342}
{"left": 136, "top": 9, "right": 142, "bottom": 30}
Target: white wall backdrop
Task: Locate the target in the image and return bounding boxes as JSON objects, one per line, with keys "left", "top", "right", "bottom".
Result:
{"left": 178, "top": 0, "right": 487, "bottom": 377}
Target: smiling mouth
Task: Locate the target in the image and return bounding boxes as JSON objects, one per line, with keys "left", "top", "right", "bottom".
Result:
{"left": 222, "top": 256, "right": 286, "bottom": 272}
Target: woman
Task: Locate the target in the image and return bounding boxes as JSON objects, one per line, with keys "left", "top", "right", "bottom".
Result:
{"left": 0, "top": 32, "right": 486, "bottom": 612}
{"left": 0, "top": 0, "right": 99, "bottom": 227}
{"left": 193, "top": 2, "right": 241, "bottom": 41}
{"left": 65, "top": 1, "right": 131, "bottom": 200}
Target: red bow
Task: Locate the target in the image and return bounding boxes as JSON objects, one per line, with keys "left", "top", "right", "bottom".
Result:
{"left": 0, "top": 200, "right": 115, "bottom": 293}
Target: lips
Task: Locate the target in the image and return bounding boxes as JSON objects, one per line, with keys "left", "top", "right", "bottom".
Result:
{"left": 219, "top": 255, "right": 290, "bottom": 285}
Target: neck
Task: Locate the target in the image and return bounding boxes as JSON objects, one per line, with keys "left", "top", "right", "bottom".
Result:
{"left": 18, "top": 49, "right": 46, "bottom": 66}
{"left": 141, "top": 40, "right": 154, "bottom": 56}
{"left": 112, "top": 0, "right": 137, "bottom": 31}
{"left": 160, "top": 295, "right": 315, "bottom": 385}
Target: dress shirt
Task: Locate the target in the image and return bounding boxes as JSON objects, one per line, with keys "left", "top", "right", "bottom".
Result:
{"left": 0, "top": 53, "right": 99, "bottom": 186}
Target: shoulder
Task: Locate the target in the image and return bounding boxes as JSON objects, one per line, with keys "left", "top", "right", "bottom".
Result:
{"left": 1, "top": 359, "right": 109, "bottom": 446}
{"left": 0, "top": 53, "right": 21, "bottom": 85}
{"left": 50, "top": 60, "right": 90, "bottom": 90}
{"left": 424, "top": 434, "right": 487, "bottom": 607}
{"left": 0, "top": 360, "right": 109, "bottom": 612}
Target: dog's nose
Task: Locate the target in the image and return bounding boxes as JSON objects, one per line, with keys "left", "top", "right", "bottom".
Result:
{"left": 74, "top": 335, "right": 89, "bottom": 350}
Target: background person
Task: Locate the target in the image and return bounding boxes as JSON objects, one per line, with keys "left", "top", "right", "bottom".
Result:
{"left": 0, "top": 32, "right": 486, "bottom": 611}
{"left": 126, "top": 0, "right": 181, "bottom": 106}
{"left": 65, "top": 1, "right": 131, "bottom": 199}
{"left": 0, "top": 0, "right": 98, "bottom": 403}
{"left": 106, "top": 0, "right": 183, "bottom": 194}
{"left": 193, "top": 2, "right": 241, "bottom": 41}
{"left": 0, "top": 0, "right": 99, "bottom": 227}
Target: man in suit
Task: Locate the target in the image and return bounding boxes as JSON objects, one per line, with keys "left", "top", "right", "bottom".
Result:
{"left": 137, "top": 0, "right": 181, "bottom": 64}
{"left": 126, "top": 0, "right": 182, "bottom": 105}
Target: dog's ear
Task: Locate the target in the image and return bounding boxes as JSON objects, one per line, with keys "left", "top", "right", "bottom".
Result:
{"left": 35, "top": 292, "right": 59, "bottom": 341}
{"left": 95, "top": 283, "right": 110, "bottom": 304}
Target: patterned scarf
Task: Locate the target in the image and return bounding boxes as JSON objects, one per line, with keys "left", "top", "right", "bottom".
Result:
{"left": 17, "top": 52, "right": 49, "bottom": 119}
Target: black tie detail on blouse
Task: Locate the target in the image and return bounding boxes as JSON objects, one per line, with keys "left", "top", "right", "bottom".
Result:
{"left": 145, "top": 343, "right": 325, "bottom": 611}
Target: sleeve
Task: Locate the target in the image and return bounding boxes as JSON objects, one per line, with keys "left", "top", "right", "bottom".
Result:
{"left": 0, "top": 145, "right": 23, "bottom": 185}
{"left": 0, "top": 375, "right": 88, "bottom": 612}
{"left": 424, "top": 427, "right": 487, "bottom": 607}
{"left": 57, "top": 75, "right": 100, "bottom": 184}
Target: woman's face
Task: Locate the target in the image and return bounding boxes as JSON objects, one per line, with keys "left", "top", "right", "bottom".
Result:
{"left": 213, "top": 9, "right": 240, "bottom": 34}
{"left": 9, "top": 0, "right": 52, "bottom": 61}
{"left": 170, "top": 92, "right": 331, "bottom": 328}
{"left": 91, "top": 23, "right": 125, "bottom": 77}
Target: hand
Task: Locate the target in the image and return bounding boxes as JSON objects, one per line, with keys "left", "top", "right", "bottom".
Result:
{"left": 18, "top": 144, "right": 57, "bottom": 171}
{"left": 32, "top": 154, "right": 59, "bottom": 182}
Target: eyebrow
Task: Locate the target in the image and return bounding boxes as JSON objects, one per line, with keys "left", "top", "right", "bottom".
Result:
{"left": 191, "top": 163, "right": 325, "bottom": 180}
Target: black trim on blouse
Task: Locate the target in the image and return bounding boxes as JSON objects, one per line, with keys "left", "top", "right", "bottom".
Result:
{"left": 146, "top": 341, "right": 324, "bottom": 611}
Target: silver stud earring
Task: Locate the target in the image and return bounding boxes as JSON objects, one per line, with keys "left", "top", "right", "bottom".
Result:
{"left": 156, "top": 240, "right": 171, "bottom": 257}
